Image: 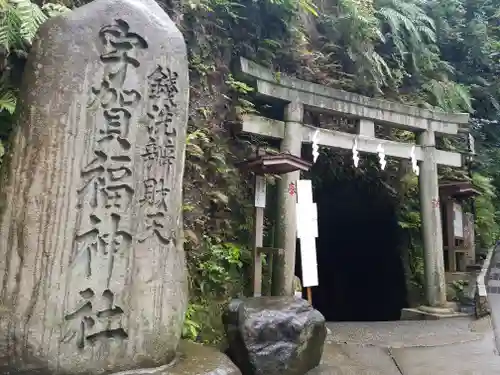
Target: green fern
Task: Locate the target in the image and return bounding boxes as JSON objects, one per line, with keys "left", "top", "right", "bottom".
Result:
{"left": 0, "top": 0, "right": 70, "bottom": 122}
{"left": 422, "top": 79, "right": 472, "bottom": 112}
{"left": 0, "top": 0, "right": 69, "bottom": 53}
{"left": 0, "top": 0, "right": 46, "bottom": 50}
{"left": 0, "top": 90, "right": 16, "bottom": 114}
{"left": 298, "top": 0, "right": 318, "bottom": 17}
{"left": 15, "top": 0, "right": 47, "bottom": 42}
{"left": 0, "top": 3, "right": 24, "bottom": 51}
{"left": 376, "top": 0, "right": 437, "bottom": 64}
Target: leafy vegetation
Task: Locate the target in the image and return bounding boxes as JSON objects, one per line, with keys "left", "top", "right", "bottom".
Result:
{"left": 0, "top": 0, "right": 69, "bottom": 164}
{"left": 2, "top": 0, "right": 500, "bottom": 344}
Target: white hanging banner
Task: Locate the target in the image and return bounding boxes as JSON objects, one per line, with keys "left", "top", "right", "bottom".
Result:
{"left": 468, "top": 133, "right": 475, "bottom": 155}
{"left": 352, "top": 138, "right": 360, "bottom": 168}
{"left": 297, "top": 179, "right": 314, "bottom": 204}
{"left": 254, "top": 176, "right": 267, "bottom": 208}
{"left": 312, "top": 129, "right": 320, "bottom": 163}
{"left": 377, "top": 143, "right": 386, "bottom": 170}
{"left": 453, "top": 202, "right": 464, "bottom": 238}
{"left": 296, "top": 179, "right": 319, "bottom": 288}
{"left": 297, "top": 202, "right": 318, "bottom": 239}
{"left": 410, "top": 145, "right": 419, "bottom": 176}
{"left": 300, "top": 236, "right": 318, "bottom": 288}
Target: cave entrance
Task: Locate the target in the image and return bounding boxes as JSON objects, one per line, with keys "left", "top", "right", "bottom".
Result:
{"left": 295, "top": 169, "right": 408, "bottom": 322}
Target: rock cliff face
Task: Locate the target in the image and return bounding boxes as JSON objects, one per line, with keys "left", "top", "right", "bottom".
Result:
{"left": 0, "top": 0, "right": 189, "bottom": 373}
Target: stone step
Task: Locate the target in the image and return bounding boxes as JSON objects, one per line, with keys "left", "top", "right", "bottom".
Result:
{"left": 401, "top": 307, "right": 471, "bottom": 321}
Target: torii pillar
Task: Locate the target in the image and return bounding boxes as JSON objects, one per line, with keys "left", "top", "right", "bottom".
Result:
{"left": 272, "top": 102, "right": 303, "bottom": 296}
{"left": 419, "top": 129, "right": 448, "bottom": 308}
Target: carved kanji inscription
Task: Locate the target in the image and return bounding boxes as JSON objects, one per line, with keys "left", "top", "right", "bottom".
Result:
{"left": 0, "top": 0, "right": 189, "bottom": 371}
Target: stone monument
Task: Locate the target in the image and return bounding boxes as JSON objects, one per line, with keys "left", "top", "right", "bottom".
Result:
{"left": 0, "top": 0, "right": 189, "bottom": 373}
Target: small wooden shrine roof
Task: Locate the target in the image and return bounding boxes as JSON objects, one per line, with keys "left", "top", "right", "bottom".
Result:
{"left": 236, "top": 153, "right": 312, "bottom": 175}
{"left": 439, "top": 181, "right": 481, "bottom": 200}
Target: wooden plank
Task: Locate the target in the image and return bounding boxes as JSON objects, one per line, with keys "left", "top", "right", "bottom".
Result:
{"left": 240, "top": 114, "right": 462, "bottom": 167}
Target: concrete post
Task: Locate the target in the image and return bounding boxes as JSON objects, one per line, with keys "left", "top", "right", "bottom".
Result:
{"left": 272, "top": 102, "right": 303, "bottom": 296}
{"left": 418, "top": 129, "right": 448, "bottom": 307}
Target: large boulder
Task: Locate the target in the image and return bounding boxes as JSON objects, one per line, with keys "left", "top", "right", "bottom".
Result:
{"left": 223, "top": 297, "right": 326, "bottom": 375}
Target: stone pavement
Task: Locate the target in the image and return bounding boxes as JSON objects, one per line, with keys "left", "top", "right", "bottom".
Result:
{"left": 310, "top": 317, "right": 500, "bottom": 374}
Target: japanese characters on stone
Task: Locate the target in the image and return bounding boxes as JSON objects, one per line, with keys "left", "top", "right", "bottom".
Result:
{"left": 0, "top": 0, "right": 190, "bottom": 370}
{"left": 64, "top": 19, "right": 148, "bottom": 350}
{"left": 64, "top": 18, "right": 183, "bottom": 350}
{"left": 138, "top": 64, "right": 179, "bottom": 245}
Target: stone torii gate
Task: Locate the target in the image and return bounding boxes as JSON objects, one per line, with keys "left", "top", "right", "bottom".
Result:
{"left": 237, "top": 57, "right": 470, "bottom": 310}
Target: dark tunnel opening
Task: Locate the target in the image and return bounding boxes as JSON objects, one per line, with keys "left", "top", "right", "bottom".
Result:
{"left": 295, "top": 174, "right": 408, "bottom": 322}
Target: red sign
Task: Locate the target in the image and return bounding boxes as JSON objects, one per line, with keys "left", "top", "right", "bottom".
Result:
{"left": 431, "top": 198, "right": 440, "bottom": 208}
{"left": 288, "top": 182, "right": 296, "bottom": 196}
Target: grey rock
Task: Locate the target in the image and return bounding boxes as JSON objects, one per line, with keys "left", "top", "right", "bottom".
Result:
{"left": 112, "top": 341, "right": 242, "bottom": 375}
{"left": 0, "top": 0, "right": 189, "bottom": 373}
{"left": 476, "top": 287, "right": 490, "bottom": 318}
{"left": 223, "top": 297, "right": 326, "bottom": 375}
{"left": 0, "top": 334, "right": 241, "bottom": 375}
